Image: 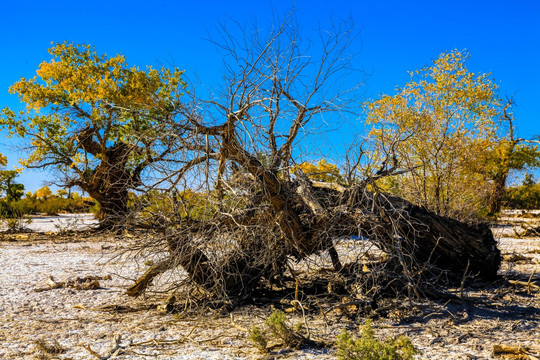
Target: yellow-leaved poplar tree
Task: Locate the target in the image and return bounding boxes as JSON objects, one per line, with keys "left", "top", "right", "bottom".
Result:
{"left": 366, "top": 50, "right": 502, "bottom": 219}
{"left": 472, "top": 104, "right": 540, "bottom": 215}
{"left": 1, "top": 42, "right": 187, "bottom": 228}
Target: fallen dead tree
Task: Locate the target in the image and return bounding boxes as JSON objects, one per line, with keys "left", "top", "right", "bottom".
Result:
{"left": 127, "top": 177, "right": 500, "bottom": 300}
{"left": 124, "top": 15, "right": 500, "bottom": 304}
{"left": 342, "top": 185, "right": 501, "bottom": 281}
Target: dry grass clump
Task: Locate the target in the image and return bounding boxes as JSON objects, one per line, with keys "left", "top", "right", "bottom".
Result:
{"left": 249, "top": 326, "right": 269, "bottom": 354}
{"left": 503, "top": 253, "right": 533, "bottom": 264}
{"left": 33, "top": 339, "right": 65, "bottom": 359}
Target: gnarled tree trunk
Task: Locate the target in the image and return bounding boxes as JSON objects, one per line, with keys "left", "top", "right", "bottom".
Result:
{"left": 126, "top": 16, "right": 501, "bottom": 300}
{"left": 127, "top": 179, "right": 501, "bottom": 298}
{"left": 348, "top": 189, "right": 501, "bottom": 281}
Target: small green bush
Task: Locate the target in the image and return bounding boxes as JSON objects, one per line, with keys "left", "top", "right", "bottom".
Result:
{"left": 249, "top": 326, "right": 268, "bottom": 354}
{"left": 87, "top": 198, "right": 100, "bottom": 214}
{"left": 0, "top": 200, "right": 20, "bottom": 218}
{"left": 336, "top": 320, "right": 418, "bottom": 360}
{"left": 11, "top": 198, "right": 37, "bottom": 215}
{"left": 265, "top": 310, "right": 304, "bottom": 348}
{"left": 0, "top": 200, "right": 33, "bottom": 231}
{"left": 266, "top": 310, "right": 290, "bottom": 343}
{"left": 3, "top": 216, "right": 32, "bottom": 232}
{"left": 248, "top": 310, "right": 308, "bottom": 353}
{"left": 37, "top": 197, "right": 64, "bottom": 215}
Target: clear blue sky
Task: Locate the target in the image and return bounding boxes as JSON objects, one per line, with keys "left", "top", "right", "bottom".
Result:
{"left": 1, "top": 0, "right": 539, "bottom": 191}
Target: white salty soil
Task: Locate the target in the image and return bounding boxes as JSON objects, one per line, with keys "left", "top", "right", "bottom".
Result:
{"left": 0, "top": 214, "right": 538, "bottom": 359}
{"left": 0, "top": 213, "right": 99, "bottom": 233}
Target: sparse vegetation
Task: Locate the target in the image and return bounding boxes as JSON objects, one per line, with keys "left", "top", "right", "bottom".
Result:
{"left": 0, "top": 187, "right": 94, "bottom": 222}
{"left": 336, "top": 320, "right": 418, "bottom": 360}
{"left": 248, "top": 310, "right": 321, "bottom": 354}
{"left": 265, "top": 310, "right": 306, "bottom": 349}
{"left": 0, "top": 7, "right": 539, "bottom": 360}
{"left": 248, "top": 326, "right": 268, "bottom": 354}
{"left": 33, "top": 339, "right": 65, "bottom": 358}
{"left": 1, "top": 215, "right": 32, "bottom": 232}
{"left": 504, "top": 174, "right": 540, "bottom": 210}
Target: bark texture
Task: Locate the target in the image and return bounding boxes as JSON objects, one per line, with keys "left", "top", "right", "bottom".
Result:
{"left": 127, "top": 179, "right": 501, "bottom": 299}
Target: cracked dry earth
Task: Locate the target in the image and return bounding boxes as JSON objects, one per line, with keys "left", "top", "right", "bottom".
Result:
{"left": 0, "top": 214, "right": 539, "bottom": 359}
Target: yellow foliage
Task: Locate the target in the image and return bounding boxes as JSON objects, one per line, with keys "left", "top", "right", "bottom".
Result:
{"left": 0, "top": 153, "right": 7, "bottom": 167}
{"left": 0, "top": 42, "right": 187, "bottom": 216}
{"left": 9, "top": 42, "right": 184, "bottom": 114}
{"left": 35, "top": 186, "right": 52, "bottom": 200}
{"left": 293, "top": 159, "right": 343, "bottom": 183}
{"left": 365, "top": 50, "right": 503, "bottom": 219}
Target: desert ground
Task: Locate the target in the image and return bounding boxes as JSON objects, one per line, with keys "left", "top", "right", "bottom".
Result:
{"left": 0, "top": 212, "right": 538, "bottom": 359}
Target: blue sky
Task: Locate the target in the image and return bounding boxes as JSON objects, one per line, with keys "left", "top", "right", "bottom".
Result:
{"left": 1, "top": 0, "right": 539, "bottom": 191}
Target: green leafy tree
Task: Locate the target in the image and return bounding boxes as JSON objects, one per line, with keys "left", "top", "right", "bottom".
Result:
{"left": 476, "top": 103, "right": 540, "bottom": 214}
{"left": 0, "top": 154, "right": 24, "bottom": 202}
{"left": 1, "top": 42, "right": 186, "bottom": 227}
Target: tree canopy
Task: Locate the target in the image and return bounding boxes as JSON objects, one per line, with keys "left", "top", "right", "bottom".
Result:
{"left": 364, "top": 50, "right": 537, "bottom": 219}
{"left": 1, "top": 42, "right": 186, "bottom": 226}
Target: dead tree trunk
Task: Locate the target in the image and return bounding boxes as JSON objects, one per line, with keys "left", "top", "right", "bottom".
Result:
{"left": 124, "top": 15, "right": 502, "bottom": 301}
{"left": 308, "top": 182, "right": 501, "bottom": 280}
{"left": 351, "top": 189, "right": 501, "bottom": 281}
{"left": 127, "top": 179, "right": 501, "bottom": 298}
{"left": 127, "top": 217, "right": 290, "bottom": 298}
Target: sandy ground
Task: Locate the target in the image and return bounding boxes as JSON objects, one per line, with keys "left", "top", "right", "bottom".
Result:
{"left": 0, "top": 214, "right": 538, "bottom": 359}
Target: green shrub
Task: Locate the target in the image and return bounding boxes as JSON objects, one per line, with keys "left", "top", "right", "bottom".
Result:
{"left": 0, "top": 199, "right": 33, "bottom": 218}
{"left": 249, "top": 326, "right": 268, "bottom": 354}
{"left": 3, "top": 216, "right": 32, "bottom": 232}
{"left": 504, "top": 179, "right": 540, "bottom": 210}
{"left": 86, "top": 198, "right": 100, "bottom": 214}
{"left": 37, "top": 197, "right": 64, "bottom": 215}
{"left": 336, "top": 320, "right": 418, "bottom": 360}
{"left": 0, "top": 200, "right": 14, "bottom": 218}
{"left": 266, "top": 310, "right": 290, "bottom": 343}
{"left": 12, "top": 198, "right": 37, "bottom": 215}
{"left": 265, "top": 310, "right": 305, "bottom": 348}
{"left": 0, "top": 199, "right": 33, "bottom": 231}
{"left": 248, "top": 310, "right": 308, "bottom": 353}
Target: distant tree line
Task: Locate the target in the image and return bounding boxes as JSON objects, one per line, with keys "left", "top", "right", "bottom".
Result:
{"left": 504, "top": 174, "right": 540, "bottom": 210}
{"left": 0, "top": 156, "right": 97, "bottom": 218}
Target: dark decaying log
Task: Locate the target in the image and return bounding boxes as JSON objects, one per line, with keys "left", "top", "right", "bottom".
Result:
{"left": 355, "top": 191, "right": 501, "bottom": 280}
{"left": 127, "top": 180, "right": 501, "bottom": 298}
{"left": 305, "top": 182, "right": 500, "bottom": 281}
